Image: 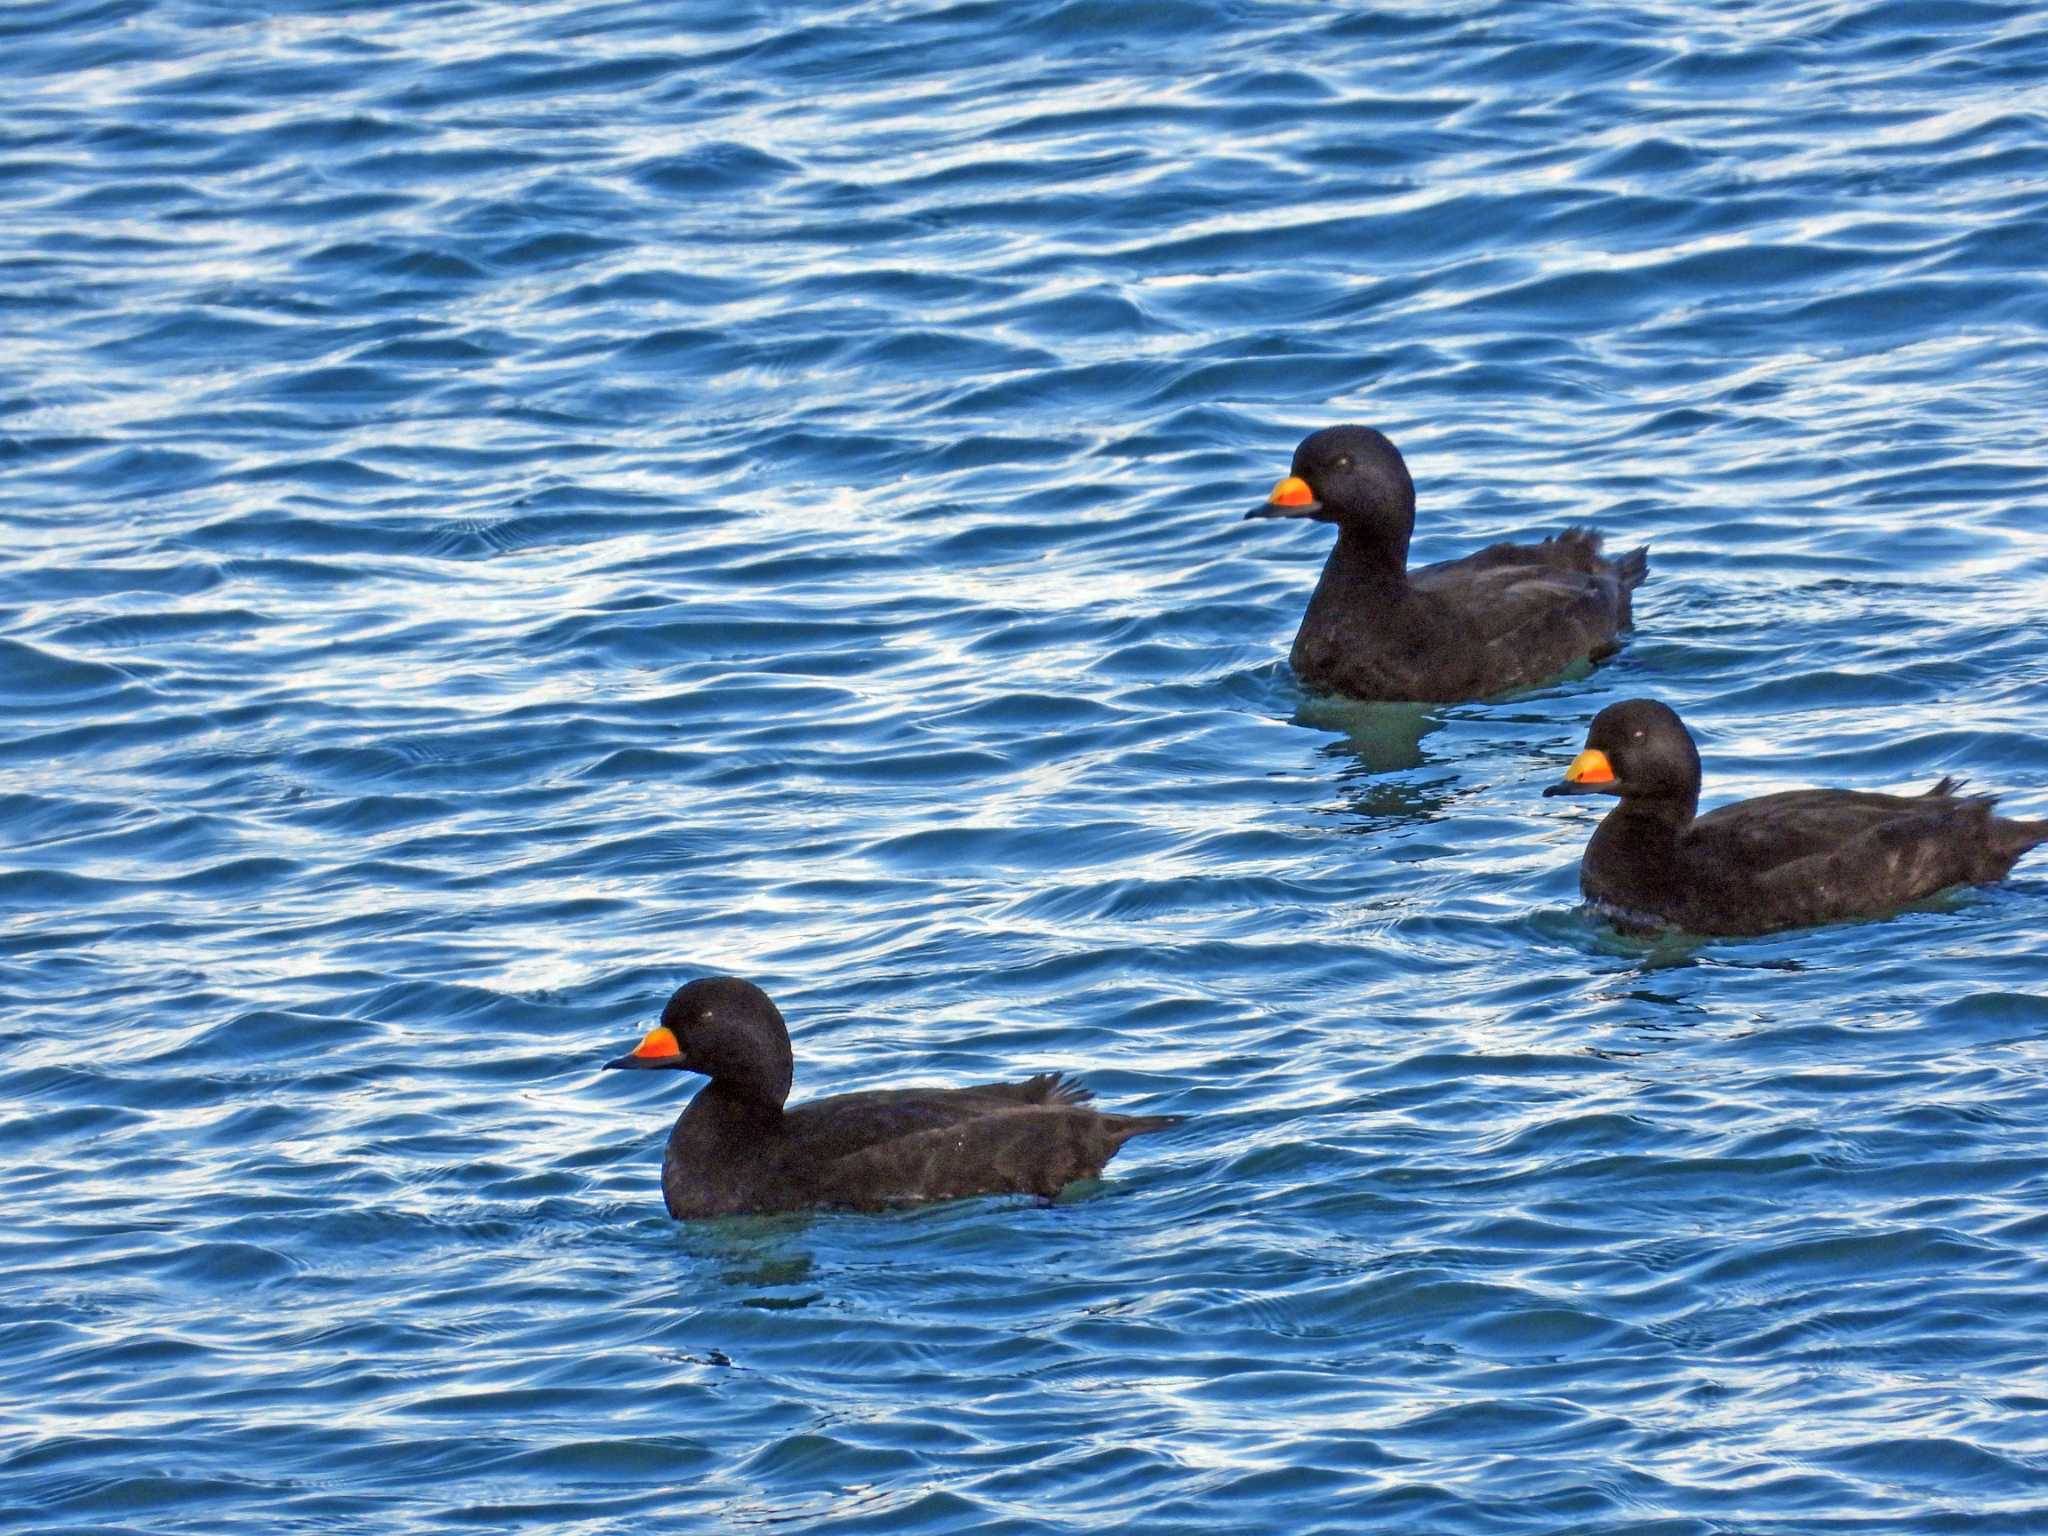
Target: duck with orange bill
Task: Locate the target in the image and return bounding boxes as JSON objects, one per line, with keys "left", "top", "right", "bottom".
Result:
{"left": 604, "top": 978, "right": 1181, "bottom": 1220}
{"left": 1245, "top": 425, "right": 1647, "bottom": 702}
{"left": 1545, "top": 698, "right": 2048, "bottom": 936}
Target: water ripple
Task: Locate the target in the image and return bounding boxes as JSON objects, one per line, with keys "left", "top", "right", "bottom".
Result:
{"left": 5, "top": 0, "right": 2048, "bottom": 1531}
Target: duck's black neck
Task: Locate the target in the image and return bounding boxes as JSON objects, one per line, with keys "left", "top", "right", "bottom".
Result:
{"left": 1584, "top": 794, "right": 1700, "bottom": 921}
{"left": 1601, "top": 793, "right": 1700, "bottom": 846}
{"left": 690, "top": 1078, "right": 788, "bottom": 1126}
{"left": 1327, "top": 526, "right": 1410, "bottom": 585}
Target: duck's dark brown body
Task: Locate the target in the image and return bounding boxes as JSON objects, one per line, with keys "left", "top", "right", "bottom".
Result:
{"left": 1550, "top": 700, "right": 2048, "bottom": 937}
{"left": 661, "top": 1072, "right": 1173, "bottom": 1220}
{"left": 1290, "top": 527, "right": 1645, "bottom": 702}
{"left": 607, "top": 978, "right": 1179, "bottom": 1221}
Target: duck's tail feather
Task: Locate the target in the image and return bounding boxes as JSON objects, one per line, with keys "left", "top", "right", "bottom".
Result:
{"left": 1994, "top": 816, "right": 2048, "bottom": 863}
{"left": 1105, "top": 1112, "right": 1183, "bottom": 1148}
{"left": 1612, "top": 544, "right": 1650, "bottom": 592}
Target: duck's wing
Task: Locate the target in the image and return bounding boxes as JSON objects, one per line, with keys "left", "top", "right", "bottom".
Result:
{"left": 775, "top": 1075, "right": 1094, "bottom": 1169}
{"left": 1683, "top": 788, "right": 2040, "bottom": 926}
{"left": 1409, "top": 532, "right": 1648, "bottom": 692}
{"left": 1685, "top": 788, "right": 1970, "bottom": 874}
{"left": 1418, "top": 528, "right": 1648, "bottom": 589}
{"left": 806, "top": 1101, "right": 1178, "bottom": 1211}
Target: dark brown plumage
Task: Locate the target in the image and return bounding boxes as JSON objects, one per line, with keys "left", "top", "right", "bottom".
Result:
{"left": 1246, "top": 425, "right": 1647, "bottom": 701}
{"left": 1545, "top": 698, "right": 2048, "bottom": 936}
{"left": 603, "top": 978, "right": 1180, "bottom": 1220}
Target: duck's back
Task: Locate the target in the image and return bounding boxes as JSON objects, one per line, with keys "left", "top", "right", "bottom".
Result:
{"left": 662, "top": 1073, "right": 1176, "bottom": 1218}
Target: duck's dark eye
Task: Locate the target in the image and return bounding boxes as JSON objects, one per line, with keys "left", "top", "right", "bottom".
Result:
{"left": 1334, "top": 455, "right": 1352, "bottom": 470}
{"left": 1632, "top": 729, "right": 1644, "bottom": 740}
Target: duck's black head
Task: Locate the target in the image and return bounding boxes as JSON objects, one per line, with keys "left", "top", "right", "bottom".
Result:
{"left": 603, "top": 976, "right": 794, "bottom": 1112}
{"left": 1246, "top": 425, "right": 1417, "bottom": 568}
{"left": 1544, "top": 698, "right": 1703, "bottom": 808}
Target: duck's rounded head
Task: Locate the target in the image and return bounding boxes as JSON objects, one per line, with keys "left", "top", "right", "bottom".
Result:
{"left": 603, "top": 976, "right": 794, "bottom": 1111}
{"left": 1246, "top": 424, "right": 1417, "bottom": 564}
{"left": 1545, "top": 698, "right": 1701, "bottom": 803}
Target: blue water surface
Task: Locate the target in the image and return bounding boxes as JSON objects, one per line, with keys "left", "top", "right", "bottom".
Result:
{"left": 5, "top": 1, "right": 2048, "bottom": 1530}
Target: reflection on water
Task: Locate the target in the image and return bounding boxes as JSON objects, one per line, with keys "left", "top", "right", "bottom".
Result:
{"left": 679, "top": 1220, "right": 822, "bottom": 1306}
{"left": 1298, "top": 694, "right": 1440, "bottom": 775}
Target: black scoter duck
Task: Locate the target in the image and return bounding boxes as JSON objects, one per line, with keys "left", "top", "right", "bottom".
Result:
{"left": 1545, "top": 697, "right": 2048, "bottom": 935}
{"left": 604, "top": 977, "right": 1180, "bottom": 1220}
{"left": 1246, "top": 425, "right": 1648, "bottom": 701}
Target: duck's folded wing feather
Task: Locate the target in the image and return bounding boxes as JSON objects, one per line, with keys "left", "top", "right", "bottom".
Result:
{"left": 1691, "top": 793, "right": 2010, "bottom": 926}
{"left": 1412, "top": 562, "right": 1632, "bottom": 688}
{"left": 808, "top": 1105, "right": 1139, "bottom": 1210}
{"left": 776, "top": 1088, "right": 999, "bottom": 1165}
{"left": 1685, "top": 790, "right": 1968, "bottom": 874}
{"left": 774, "top": 1075, "right": 1093, "bottom": 1169}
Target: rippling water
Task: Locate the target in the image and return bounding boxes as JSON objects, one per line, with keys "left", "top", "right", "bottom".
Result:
{"left": 7, "top": 1, "right": 2048, "bottom": 1530}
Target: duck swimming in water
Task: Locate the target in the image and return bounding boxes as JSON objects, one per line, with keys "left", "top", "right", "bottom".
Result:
{"left": 604, "top": 977, "right": 1181, "bottom": 1220}
{"left": 1246, "top": 425, "right": 1648, "bottom": 701}
{"left": 1546, "top": 697, "right": 2048, "bottom": 936}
